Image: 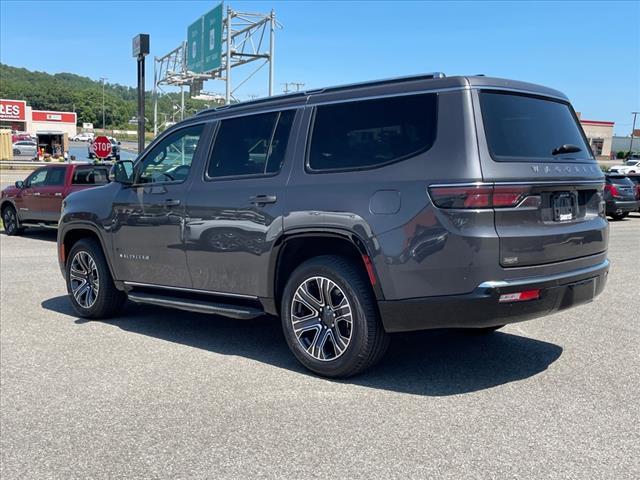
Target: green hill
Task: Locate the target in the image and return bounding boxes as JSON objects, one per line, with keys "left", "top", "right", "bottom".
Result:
{"left": 0, "top": 64, "right": 213, "bottom": 130}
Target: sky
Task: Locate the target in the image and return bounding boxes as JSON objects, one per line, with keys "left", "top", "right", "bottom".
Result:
{"left": 1, "top": 0, "right": 639, "bottom": 134}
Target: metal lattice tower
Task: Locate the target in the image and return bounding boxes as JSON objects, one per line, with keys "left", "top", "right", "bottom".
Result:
{"left": 152, "top": 5, "right": 279, "bottom": 135}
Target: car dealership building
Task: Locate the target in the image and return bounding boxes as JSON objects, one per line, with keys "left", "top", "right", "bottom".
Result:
{"left": 0, "top": 98, "right": 77, "bottom": 138}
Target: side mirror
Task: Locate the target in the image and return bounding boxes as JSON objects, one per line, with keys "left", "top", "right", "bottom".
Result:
{"left": 117, "top": 141, "right": 121, "bottom": 145}
{"left": 14, "top": 180, "right": 24, "bottom": 189}
{"left": 109, "top": 160, "right": 135, "bottom": 184}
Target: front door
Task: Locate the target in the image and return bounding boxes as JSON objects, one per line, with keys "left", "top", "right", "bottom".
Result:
{"left": 37, "top": 166, "right": 67, "bottom": 222}
{"left": 111, "top": 123, "right": 207, "bottom": 288}
{"left": 18, "top": 168, "right": 49, "bottom": 221}
{"left": 184, "top": 109, "right": 297, "bottom": 298}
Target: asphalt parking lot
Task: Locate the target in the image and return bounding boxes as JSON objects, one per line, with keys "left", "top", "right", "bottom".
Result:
{"left": 1, "top": 216, "right": 639, "bottom": 479}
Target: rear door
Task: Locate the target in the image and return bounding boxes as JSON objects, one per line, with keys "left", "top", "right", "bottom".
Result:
{"left": 474, "top": 90, "right": 608, "bottom": 267}
{"left": 184, "top": 108, "right": 298, "bottom": 297}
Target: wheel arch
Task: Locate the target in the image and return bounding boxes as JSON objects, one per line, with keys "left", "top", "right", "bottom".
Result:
{"left": 267, "top": 229, "right": 383, "bottom": 316}
{"left": 59, "top": 223, "right": 117, "bottom": 283}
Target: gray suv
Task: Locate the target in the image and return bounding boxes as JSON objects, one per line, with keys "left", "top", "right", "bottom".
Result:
{"left": 57, "top": 73, "right": 609, "bottom": 377}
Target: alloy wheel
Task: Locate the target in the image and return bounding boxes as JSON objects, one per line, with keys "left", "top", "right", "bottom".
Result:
{"left": 69, "top": 251, "right": 100, "bottom": 309}
{"left": 3, "top": 209, "right": 17, "bottom": 234}
{"left": 290, "top": 276, "right": 353, "bottom": 361}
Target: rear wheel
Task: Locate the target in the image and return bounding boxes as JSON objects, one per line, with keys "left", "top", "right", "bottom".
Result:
{"left": 66, "top": 238, "right": 126, "bottom": 319}
{"left": 281, "top": 255, "right": 389, "bottom": 378}
{"left": 609, "top": 212, "right": 627, "bottom": 220}
{"left": 2, "top": 205, "right": 24, "bottom": 236}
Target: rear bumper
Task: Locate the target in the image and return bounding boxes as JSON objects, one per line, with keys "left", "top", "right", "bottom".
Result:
{"left": 606, "top": 200, "right": 639, "bottom": 214}
{"left": 378, "top": 259, "right": 609, "bottom": 333}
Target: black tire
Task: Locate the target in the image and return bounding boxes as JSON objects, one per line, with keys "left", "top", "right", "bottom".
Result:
{"left": 608, "top": 212, "right": 626, "bottom": 220}
{"left": 281, "top": 255, "right": 389, "bottom": 378}
{"left": 2, "top": 205, "right": 24, "bottom": 236}
{"left": 65, "top": 238, "right": 126, "bottom": 319}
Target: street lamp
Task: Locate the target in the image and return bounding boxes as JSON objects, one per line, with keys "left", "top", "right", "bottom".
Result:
{"left": 100, "top": 77, "right": 108, "bottom": 134}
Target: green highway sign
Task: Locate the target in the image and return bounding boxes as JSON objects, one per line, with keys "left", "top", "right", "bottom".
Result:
{"left": 203, "top": 4, "right": 223, "bottom": 72}
{"left": 187, "top": 17, "right": 204, "bottom": 73}
{"left": 187, "top": 3, "right": 223, "bottom": 74}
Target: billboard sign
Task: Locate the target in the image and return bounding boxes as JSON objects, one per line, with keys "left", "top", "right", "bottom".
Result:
{"left": 0, "top": 99, "right": 26, "bottom": 122}
{"left": 187, "top": 3, "right": 223, "bottom": 74}
{"left": 32, "top": 110, "right": 77, "bottom": 123}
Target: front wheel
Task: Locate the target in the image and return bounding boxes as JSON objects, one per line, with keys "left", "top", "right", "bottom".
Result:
{"left": 2, "top": 205, "right": 24, "bottom": 236}
{"left": 281, "top": 255, "right": 389, "bottom": 378}
{"left": 66, "top": 238, "right": 126, "bottom": 319}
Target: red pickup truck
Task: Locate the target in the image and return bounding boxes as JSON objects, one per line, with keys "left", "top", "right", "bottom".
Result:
{"left": 1, "top": 163, "right": 110, "bottom": 235}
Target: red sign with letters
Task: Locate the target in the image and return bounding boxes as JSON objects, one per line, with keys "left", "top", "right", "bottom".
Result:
{"left": 0, "top": 99, "right": 26, "bottom": 121}
{"left": 32, "top": 110, "right": 76, "bottom": 123}
{"left": 92, "top": 136, "right": 113, "bottom": 159}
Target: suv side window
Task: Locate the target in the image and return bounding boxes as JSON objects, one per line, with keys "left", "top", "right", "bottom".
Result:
{"left": 137, "top": 124, "right": 204, "bottom": 184}
{"left": 207, "top": 110, "right": 295, "bottom": 178}
{"left": 72, "top": 166, "right": 109, "bottom": 185}
{"left": 26, "top": 169, "right": 48, "bottom": 187}
{"left": 308, "top": 93, "right": 438, "bottom": 171}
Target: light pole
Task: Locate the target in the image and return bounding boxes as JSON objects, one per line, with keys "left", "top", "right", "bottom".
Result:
{"left": 629, "top": 111, "right": 639, "bottom": 157}
{"left": 100, "top": 77, "right": 108, "bottom": 134}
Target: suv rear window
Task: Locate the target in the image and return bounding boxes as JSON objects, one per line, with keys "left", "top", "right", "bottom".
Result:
{"left": 480, "top": 91, "right": 593, "bottom": 162}
{"left": 607, "top": 176, "right": 634, "bottom": 186}
{"left": 308, "top": 93, "right": 438, "bottom": 171}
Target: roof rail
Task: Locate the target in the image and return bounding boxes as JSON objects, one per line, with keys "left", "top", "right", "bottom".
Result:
{"left": 195, "top": 72, "right": 446, "bottom": 116}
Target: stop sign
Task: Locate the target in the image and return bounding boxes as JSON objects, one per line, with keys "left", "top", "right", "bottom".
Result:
{"left": 92, "top": 136, "right": 112, "bottom": 159}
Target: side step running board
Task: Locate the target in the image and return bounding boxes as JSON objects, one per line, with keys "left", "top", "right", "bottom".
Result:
{"left": 127, "top": 292, "right": 263, "bottom": 320}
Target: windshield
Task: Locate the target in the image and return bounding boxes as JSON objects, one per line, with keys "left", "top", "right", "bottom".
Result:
{"left": 626, "top": 160, "right": 639, "bottom": 165}
{"left": 480, "top": 91, "right": 593, "bottom": 162}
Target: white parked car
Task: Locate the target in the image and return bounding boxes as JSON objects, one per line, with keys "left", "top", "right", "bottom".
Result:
{"left": 609, "top": 158, "right": 640, "bottom": 174}
{"left": 71, "top": 132, "right": 94, "bottom": 142}
{"left": 12, "top": 141, "right": 38, "bottom": 157}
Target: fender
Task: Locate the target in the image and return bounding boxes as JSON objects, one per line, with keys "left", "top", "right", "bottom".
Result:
{"left": 58, "top": 221, "right": 119, "bottom": 288}
{"left": 267, "top": 227, "right": 385, "bottom": 306}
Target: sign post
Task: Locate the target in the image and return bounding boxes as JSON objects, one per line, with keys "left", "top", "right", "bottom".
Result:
{"left": 132, "top": 34, "right": 150, "bottom": 156}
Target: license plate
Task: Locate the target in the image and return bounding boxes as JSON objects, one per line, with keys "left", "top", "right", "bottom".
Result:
{"left": 552, "top": 192, "right": 577, "bottom": 222}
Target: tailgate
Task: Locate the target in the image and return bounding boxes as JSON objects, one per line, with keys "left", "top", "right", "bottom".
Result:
{"left": 494, "top": 182, "right": 607, "bottom": 267}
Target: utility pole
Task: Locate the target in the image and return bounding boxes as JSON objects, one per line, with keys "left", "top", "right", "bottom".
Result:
{"left": 629, "top": 111, "right": 639, "bottom": 157}
{"left": 100, "top": 77, "right": 107, "bottom": 133}
{"left": 133, "top": 34, "right": 150, "bottom": 155}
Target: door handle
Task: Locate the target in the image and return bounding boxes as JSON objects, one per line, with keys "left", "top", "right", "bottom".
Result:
{"left": 33, "top": 192, "right": 41, "bottom": 196}
{"left": 249, "top": 194, "right": 277, "bottom": 205}
{"left": 54, "top": 192, "right": 63, "bottom": 197}
{"left": 163, "top": 199, "right": 181, "bottom": 207}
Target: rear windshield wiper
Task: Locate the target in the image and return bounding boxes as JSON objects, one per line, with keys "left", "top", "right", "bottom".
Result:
{"left": 552, "top": 144, "right": 582, "bottom": 156}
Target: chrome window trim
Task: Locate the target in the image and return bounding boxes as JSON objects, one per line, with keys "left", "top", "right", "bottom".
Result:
{"left": 123, "top": 281, "right": 258, "bottom": 300}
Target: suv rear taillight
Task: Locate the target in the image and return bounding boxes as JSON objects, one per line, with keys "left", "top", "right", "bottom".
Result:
{"left": 429, "top": 185, "right": 532, "bottom": 209}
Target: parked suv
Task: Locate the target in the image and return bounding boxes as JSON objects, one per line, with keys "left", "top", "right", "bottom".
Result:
{"left": 57, "top": 74, "right": 609, "bottom": 377}
{"left": 603, "top": 174, "right": 639, "bottom": 219}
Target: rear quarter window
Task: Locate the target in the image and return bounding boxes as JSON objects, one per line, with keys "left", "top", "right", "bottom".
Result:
{"left": 308, "top": 93, "right": 438, "bottom": 172}
{"left": 480, "top": 91, "right": 593, "bottom": 162}
{"left": 72, "top": 167, "right": 109, "bottom": 185}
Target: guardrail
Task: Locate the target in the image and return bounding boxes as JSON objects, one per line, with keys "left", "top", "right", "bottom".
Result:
{"left": 0, "top": 160, "right": 65, "bottom": 170}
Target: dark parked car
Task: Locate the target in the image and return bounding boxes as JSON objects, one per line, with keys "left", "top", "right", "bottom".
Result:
{"left": 57, "top": 73, "right": 609, "bottom": 377}
{"left": 1, "top": 163, "right": 110, "bottom": 234}
{"left": 624, "top": 174, "right": 640, "bottom": 212}
{"left": 603, "top": 174, "right": 639, "bottom": 220}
